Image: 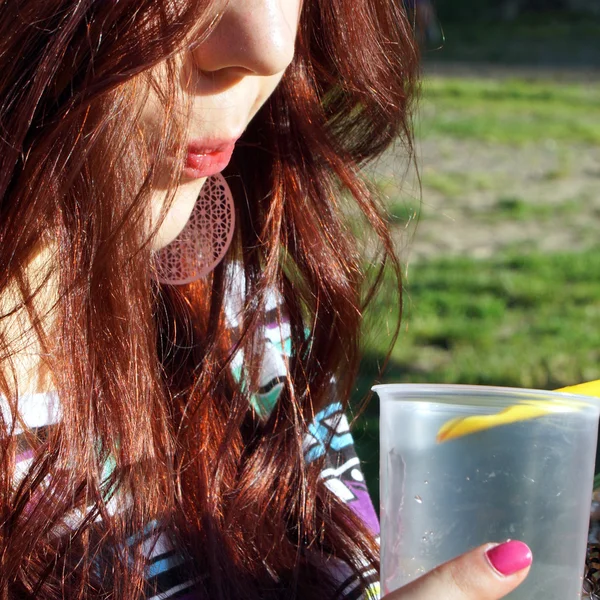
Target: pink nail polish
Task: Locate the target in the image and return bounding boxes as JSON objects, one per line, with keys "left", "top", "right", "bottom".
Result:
{"left": 486, "top": 540, "right": 532, "bottom": 576}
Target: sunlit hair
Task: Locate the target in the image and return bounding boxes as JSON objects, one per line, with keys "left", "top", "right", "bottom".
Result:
{"left": 0, "top": 0, "right": 419, "bottom": 598}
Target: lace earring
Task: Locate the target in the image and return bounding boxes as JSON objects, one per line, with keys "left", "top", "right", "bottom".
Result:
{"left": 153, "top": 173, "right": 235, "bottom": 285}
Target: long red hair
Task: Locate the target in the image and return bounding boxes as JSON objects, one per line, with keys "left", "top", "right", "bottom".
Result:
{"left": 0, "top": 0, "right": 419, "bottom": 598}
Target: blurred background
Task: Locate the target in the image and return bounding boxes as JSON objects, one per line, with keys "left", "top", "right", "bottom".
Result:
{"left": 353, "top": 0, "right": 600, "bottom": 508}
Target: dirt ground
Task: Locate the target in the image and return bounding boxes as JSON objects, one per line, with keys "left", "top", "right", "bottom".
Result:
{"left": 376, "top": 64, "right": 600, "bottom": 263}
{"left": 405, "top": 139, "right": 600, "bottom": 261}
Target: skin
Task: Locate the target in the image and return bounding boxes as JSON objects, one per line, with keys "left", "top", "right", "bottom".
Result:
{"left": 148, "top": 0, "right": 301, "bottom": 249}
{"left": 386, "top": 543, "right": 530, "bottom": 600}
{"left": 3, "top": 0, "right": 302, "bottom": 392}
{"left": 4, "top": 1, "right": 533, "bottom": 597}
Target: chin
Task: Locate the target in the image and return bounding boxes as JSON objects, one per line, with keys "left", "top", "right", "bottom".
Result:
{"left": 150, "top": 177, "right": 207, "bottom": 250}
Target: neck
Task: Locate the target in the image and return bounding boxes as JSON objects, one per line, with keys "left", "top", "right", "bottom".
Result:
{"left": 0, "top": 244, "right": 58, "bottom": 397}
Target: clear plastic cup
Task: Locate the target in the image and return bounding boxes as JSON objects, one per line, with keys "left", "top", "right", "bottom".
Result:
{"left": 374, "top": 383, "right": 600, "bottom": 599}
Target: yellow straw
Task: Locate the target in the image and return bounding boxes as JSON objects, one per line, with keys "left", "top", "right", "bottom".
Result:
{"left": 436, "top": 380, "right": 600, "bottom": 443}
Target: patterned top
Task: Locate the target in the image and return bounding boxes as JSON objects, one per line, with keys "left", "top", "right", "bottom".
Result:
{"left": 7, "top": 288, "right": 381, "bottom": 599}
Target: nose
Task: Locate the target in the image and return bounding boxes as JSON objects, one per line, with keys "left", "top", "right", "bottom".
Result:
{"left": 191, "top": 0, "right": 299, "bottom": 77}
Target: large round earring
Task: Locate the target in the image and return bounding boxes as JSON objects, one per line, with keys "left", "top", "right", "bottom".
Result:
{"left": 153, "top": 173, "right": 235, "bottom": 285}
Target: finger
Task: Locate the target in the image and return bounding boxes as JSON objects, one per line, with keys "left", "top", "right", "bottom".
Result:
{"left": 388, "top": 540, "right": 532, "bottom": 600}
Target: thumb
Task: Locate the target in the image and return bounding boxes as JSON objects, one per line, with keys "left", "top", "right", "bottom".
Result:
{"left": 386, "top": 540, "right": 532, "bottom": 600}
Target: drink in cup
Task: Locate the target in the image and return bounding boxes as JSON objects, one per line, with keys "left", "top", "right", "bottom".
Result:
{"left": 375, "top": 383, "right": 600, "bottom": 599}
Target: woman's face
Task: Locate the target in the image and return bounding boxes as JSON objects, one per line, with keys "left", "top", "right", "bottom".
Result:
{"left": 147, "top": 0, "right": 303, "bottom": 250}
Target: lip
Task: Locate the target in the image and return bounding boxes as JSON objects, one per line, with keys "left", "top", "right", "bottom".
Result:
{"left": 183, "top": 138, "right": 239, "bottom": 179}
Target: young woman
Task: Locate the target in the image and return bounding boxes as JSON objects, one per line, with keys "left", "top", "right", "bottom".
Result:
{"left": 0, "top": 0, "right": 532, "bottom": 598}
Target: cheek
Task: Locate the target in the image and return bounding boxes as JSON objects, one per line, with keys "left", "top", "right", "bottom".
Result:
{"left": 252, "top": 72, "right": 287, "bottom": 118}
{"left": 282, "top": 0, "right": 303, "bottom": 42}
{"left": 294, "top": 0, "right": 304, "bottom": 35}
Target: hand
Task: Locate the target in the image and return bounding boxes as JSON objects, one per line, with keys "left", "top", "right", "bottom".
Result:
{"left": 383, "top": 540, "right": 532, "bottom": 600}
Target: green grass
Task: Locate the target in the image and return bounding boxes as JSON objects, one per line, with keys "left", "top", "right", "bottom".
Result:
{"left": 388, "top": 199, "right": 420, "bottom": 225}
{"left": 422, "top": 170, "right": 495, "bottom": 198}
{"left": 361, "top": 249, "right": 600, "bottom": 390}
{"left": 352, "top": 249, "right": 600, "bottom": 505}
{"left": 373, "top": 176, "right": 421, "bottom": 225}
{"left": 354, "top": 63, "right": 600, "bottom": 505}
{"left": 424, "top": 17, "right": 600, "bottom": 65}
{"left": 419, "top": 77, "right": 600, "bottom": 145}
{"left": 383, "top": 174, "right": 587, "bottom": 225}
{"left": 489, "top": 196, "right": 580, "bottom": 221}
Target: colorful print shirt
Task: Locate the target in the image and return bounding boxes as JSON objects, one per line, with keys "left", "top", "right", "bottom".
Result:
{"left": 8, "top": 289, "right": 381, "bottom": 599}
{"left": 226, "top": 283, "right": 381, "bottom": 600}
{"left": 133, "top": 398, "right": 381, "bottom": 600}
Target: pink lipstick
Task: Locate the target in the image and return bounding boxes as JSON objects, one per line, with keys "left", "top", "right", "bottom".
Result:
{"left": 184, "top": 139, "right": 237, "bottom": 179}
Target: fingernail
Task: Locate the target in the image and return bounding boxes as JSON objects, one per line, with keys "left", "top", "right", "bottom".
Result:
{"left": 485, "top": 540, "right": 532, "bottom": 576}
